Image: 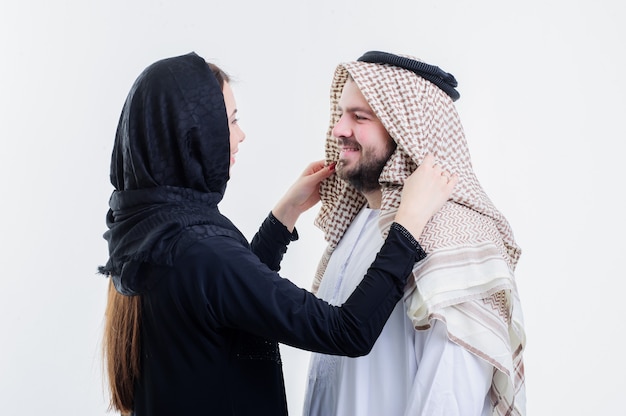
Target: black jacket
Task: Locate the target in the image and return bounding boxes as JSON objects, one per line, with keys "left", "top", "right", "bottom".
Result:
{"left": 133, "top": 215, "right": 421, "bottom": 415}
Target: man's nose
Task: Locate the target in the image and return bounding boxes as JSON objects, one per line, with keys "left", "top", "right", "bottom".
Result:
{"left": 332, "top": 115, "right": 350, "bottom": 139}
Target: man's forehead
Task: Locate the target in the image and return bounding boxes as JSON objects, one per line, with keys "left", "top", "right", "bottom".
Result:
{"left": 338, "top": 78, "right": 369, "bottom": 108}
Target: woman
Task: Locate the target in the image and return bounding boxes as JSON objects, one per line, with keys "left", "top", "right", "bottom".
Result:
{"left": 99, "top": 52, "right": 456, "bottom": 416}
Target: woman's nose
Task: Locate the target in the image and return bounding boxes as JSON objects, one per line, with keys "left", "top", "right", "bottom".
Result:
{"left": 237, "top": 126, "right": 246, "bottom": 143}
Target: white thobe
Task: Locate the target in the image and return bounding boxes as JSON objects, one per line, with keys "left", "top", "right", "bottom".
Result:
{"left": 303, "top": 207, "right": 493, "bottom": 416}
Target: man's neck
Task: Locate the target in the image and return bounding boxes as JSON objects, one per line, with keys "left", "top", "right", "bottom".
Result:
{"left": 362, "top": 188, "right": 383, "bottom": 209}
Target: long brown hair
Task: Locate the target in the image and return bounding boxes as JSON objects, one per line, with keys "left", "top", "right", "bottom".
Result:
{"left": 102, "top": 61, "right": 230, "bottom": 414}
{"left": 103, "top": 280, "right": 141, "bottom": 414}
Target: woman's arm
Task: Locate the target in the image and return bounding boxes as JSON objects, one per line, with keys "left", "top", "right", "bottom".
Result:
{"left": 249, "top": 160, "right": 332, "bottom": 270}
{"left": 191, "top": 155, "right": 457, "bottom": 355}
{"left": 183, "top": 224, "right": 422, "bottom": 356}
{"left": 249, "top": 212, "right": 298, "bottom": 272}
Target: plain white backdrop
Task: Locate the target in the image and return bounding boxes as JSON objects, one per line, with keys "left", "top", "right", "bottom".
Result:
{"left": 1, "top": 1, "right": 624, "bottom": 415}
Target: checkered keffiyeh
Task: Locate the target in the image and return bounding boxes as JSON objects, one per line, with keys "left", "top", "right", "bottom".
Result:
{"left": 313, "top": 55, "right": 526, "bottom": 415}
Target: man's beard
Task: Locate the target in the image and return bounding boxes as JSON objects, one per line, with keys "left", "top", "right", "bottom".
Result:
{"left": 336, "top": 140, "right": 396, "bottom": 193}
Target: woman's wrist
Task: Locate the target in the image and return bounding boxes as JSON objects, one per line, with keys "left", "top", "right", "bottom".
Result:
{"left": 393, "top": 209, "right": 427, "bottom": 241}
{"left": 271, "top": 200, "right": 299, "bottom": 232}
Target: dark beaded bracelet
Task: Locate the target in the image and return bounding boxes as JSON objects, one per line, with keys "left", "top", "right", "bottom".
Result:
{"left": 391, "top": 222, "right": 427, "bottom": 261}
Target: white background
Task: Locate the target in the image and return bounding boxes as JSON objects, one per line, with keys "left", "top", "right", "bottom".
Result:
{"left": 1, "top": 1, "right": 624, "bottom": 415}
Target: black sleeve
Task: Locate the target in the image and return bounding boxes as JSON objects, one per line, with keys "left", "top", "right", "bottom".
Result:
{"left": 181, "top": 222, "right": 426, "bottom": 357}
{"left": 249, "top": 212, "right": 298, "bottom": 271}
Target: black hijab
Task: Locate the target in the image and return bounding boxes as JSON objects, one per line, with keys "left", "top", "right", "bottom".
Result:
{"left": 98, "top": 52, "right": 246, "bottom": 295}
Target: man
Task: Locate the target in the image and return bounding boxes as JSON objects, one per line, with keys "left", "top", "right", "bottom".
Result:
{"left": 303, "top": 51, "right": 525, "bottom": 415}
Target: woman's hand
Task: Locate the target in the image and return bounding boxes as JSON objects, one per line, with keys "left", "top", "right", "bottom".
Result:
{"left": 394, "top": 154, "right": 458, "bottom": 239}
{"left": 272, "top": 160, "right": 336, "bottom": 231}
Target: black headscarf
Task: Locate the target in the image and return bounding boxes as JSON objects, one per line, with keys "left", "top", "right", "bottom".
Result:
{"left": 98, "top": 52, "right": 246, "bottom": 295}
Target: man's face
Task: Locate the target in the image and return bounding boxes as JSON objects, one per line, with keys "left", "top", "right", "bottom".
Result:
{"left": 333, "top": 78, "right": 396, "bottom": 193}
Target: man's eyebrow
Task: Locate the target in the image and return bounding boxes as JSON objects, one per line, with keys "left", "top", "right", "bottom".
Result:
{"left": 229, "top": 108, "right": 238, "bottom": 118}
{"left": 337, "top": 105, "right": 376, "bottom": 115}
